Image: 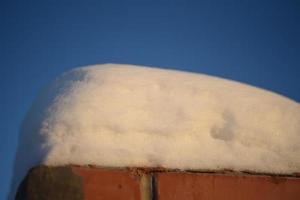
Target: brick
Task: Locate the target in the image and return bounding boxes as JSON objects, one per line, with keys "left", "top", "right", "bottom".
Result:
{"left": 16, "top": 166, "right": 149, "bottom": 200}
{"left": 72, "top": 166, "right": 143, "bottom": 200}
{"left": 16, "top": 166, "right": 83, "bottom": 200}
{"left": 155, "top": 172, "right": 300, "bottom": 200}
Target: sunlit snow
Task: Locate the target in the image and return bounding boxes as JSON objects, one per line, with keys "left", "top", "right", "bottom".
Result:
{"left": 10, "top": 64, "right": 300, "bottom": 199}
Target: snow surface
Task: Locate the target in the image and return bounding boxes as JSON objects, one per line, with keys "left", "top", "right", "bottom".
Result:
{"left": 10, "top": 64, "right": 300, "bottom": 198}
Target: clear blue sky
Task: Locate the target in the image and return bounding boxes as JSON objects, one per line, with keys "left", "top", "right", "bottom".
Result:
{"left": 0, "top": 0, "right": 299, "bottom": 199}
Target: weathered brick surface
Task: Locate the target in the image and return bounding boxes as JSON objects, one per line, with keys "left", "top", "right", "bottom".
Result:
{"left": 16, "top": 166, "right": 300, "bottom": 200}
{"left": 72, "top": 166, "right": 142, "bottom": 200}
{"left": 16, "top": 166, "right": 83, "bottom": 200}
{"left": 16, "top": 166, "right": 144, "bottom": 200}
{"left": 155, "top": 172, "right": 300, "bottom": 200}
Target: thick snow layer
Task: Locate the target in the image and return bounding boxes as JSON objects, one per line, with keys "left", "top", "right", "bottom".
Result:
{"left": 10, "top": 64, "right": 300, "bottom": 198}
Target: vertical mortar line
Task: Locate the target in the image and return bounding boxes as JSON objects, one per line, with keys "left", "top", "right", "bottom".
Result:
{"left": 140, "top": 173, "right": 152, "bottom": 200}
{"left": 151, "top": 173, "right": 158, "bottom": 200}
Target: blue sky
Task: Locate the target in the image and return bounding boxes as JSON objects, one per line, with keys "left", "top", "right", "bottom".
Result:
{"left": 0, "top": 0, "right": 299, "bottom": 199}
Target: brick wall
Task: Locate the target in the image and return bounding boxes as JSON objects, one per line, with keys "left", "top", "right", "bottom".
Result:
{"left": 16, "top": 165, "right": 300, "bottom": 200}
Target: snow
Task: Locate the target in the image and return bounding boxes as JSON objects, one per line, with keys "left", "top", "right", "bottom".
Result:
{"left": 9, "top": 64, "right": 300, "bottom": 198}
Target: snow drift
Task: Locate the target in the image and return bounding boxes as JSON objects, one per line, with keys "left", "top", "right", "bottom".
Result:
{"left": 10, "top": 64, "right": 300, "bottom": 198}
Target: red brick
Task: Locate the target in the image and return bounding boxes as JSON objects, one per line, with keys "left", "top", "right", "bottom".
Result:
{"left": 72, "top": 167, "right": 142, "bottom": 200}
{"left": 155, "top": 172, "right": 300, "bottom": 200}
